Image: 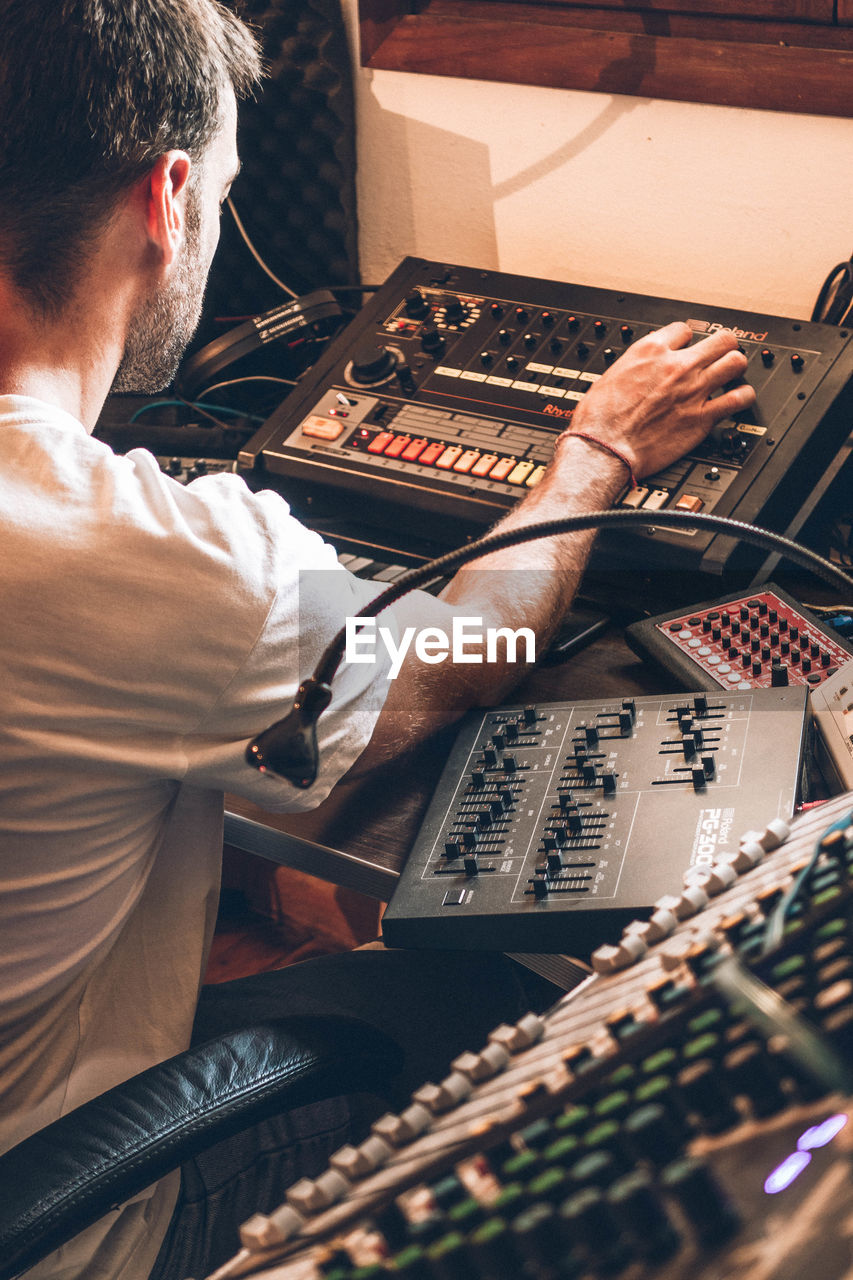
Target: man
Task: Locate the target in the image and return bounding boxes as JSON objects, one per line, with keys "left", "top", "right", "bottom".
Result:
{"left": 0, "top": 2, "right": 755, "bottom": 1276}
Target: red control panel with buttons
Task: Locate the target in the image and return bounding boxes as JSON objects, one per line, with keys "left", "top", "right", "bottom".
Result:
{"left": 240, "top": 258, "right": 853, "bottom": 579}
{"left": 625, "top": 583, "right": 853, "bottom": 694}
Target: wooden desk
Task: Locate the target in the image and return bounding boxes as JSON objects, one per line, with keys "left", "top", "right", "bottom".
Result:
{"left": 223, "top": 623, "right": 663, "bottom": 922}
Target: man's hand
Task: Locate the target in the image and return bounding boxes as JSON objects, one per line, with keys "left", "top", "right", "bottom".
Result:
{"left": 565, "top": 322, "right": 756, "bottom": 480}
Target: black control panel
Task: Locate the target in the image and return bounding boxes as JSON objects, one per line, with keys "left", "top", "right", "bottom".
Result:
{"left": 240, "top": 257, "right": 853, "bottom": 577}
{"left": 381, "top": 686, "right": 810, "bottom": 955}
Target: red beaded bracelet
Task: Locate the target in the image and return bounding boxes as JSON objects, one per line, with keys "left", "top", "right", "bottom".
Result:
{"left": 557, "top": 429, "right": 638, "bottom": 491}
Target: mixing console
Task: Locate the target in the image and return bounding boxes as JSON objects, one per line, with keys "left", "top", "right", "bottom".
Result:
{"left": 626, "top": 583, "right": 853, "bottom": 694}
{"left": 208, "top": 790, "right": 853, "bottom": 1280}
{"left": 380, "top": 687, "right": 810, "bottom": 955}
{"left": 239, "top": 258, "right": 853, "bottom": 578}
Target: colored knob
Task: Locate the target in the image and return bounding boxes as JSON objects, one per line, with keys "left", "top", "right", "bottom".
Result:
{"left": 791, "top": 353, "right": 804, "bottom": 371}
{"left": 761, "top": 348, "right": 774, "bottom": 366}
{"left": 620, "top": 324, "right": 633, "bottom": 343}
{"left": 498, "top": 328, "right": 511, "bottom": 344}
{"left": 523, "top": 333, "right": 537, "bottom": 348}
{"left": 515, "top": 307, "right": 528, "bottom": 323}
{"left": 490, "top": 302, "right": 504, "bottom": 319}
{"left": 541, "top": 310, "right": 555, "bottom": 327}
{"left": 594, "top": 320, "right": 607, "bottom": 337}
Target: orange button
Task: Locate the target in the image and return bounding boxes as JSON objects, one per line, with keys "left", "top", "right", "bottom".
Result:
{"left": 436, "top": 445, "right": 464, "bottom": 469}
{"left": 301, "top": 415, "right": 346, "bottom": 441}
{"left": 489, "top": 457, "right": 517, "bottom": 481}
{"left": 419, "top": 441, "right": 446, "bottom": 465}
{"left": 367, "top": 431, "right": 396, "bottom": 454}
{"left": 471, "top": 453, "right": 500, "bottom": 477}
{"left": 674, "top": 494, "right": 704, "bottom": 512}
{"left": 401, "top": 437, "right": 428, "bottom": 461}
{"left": 453, "top": 449, "right": 481, "bottom": 474}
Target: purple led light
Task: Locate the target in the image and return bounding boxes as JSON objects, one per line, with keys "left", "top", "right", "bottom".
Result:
{"left": 763, "top": 1113, "right": 849, "bottom": 1195}
{"left": 798, "top": 1113, "right": 848, "bottom": 1151}
{"left": 764, "top": 1150, "right": 811, "bottom": 1195}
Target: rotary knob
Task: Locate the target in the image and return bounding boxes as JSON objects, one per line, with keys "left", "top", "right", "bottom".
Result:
{"left": 404, "top": 288, "right": 429, "bottom": 319}
{"left": 350, "top": 342, "right": 398, "bottom": 384}
{"left": 420, "top": 324, "right": 445, "bottom": 356}
{"left": 444, "top": 296, "right": 466, "bottom": 323}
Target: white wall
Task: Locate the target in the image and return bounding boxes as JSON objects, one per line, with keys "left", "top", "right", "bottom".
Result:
{"left": 342, "top": 3, "right": 853, "bottom": 321}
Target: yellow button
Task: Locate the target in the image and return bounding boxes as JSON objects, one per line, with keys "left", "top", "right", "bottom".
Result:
{"left": 525, "top": 465, "right": 546, "bottom": 488}
{"left": 507, "top": 460, "right": 534, "bottom": 485}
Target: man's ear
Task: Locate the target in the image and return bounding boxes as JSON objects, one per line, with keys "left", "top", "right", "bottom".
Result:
{"left": 144, "top": 152, "right": 193, "bottom": 267}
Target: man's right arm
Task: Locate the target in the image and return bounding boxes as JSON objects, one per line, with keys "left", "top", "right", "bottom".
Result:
{"left": 346, "top": 323, "right": 755, "bottom": 772}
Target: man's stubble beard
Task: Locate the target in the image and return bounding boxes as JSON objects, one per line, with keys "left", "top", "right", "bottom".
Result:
{"left": 111, "top": 191, "right": 208, "bottom": 394}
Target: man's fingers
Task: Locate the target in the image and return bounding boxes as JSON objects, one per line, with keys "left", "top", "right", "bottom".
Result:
{"left": 703, "top": 345, "right": 749, "bottom": 389}
{"left": 706, "top": 380, "right": 756, "bottom": 424}
{"left": 683, "top": 326, "right": 743, "bottom": 367}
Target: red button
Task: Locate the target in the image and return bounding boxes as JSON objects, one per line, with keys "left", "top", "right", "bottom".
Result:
{"left": 383, "top": 435, "right": 411, "bottom": 458}
{"left": 367, "top": 431, "right": 396, "bottom": 454}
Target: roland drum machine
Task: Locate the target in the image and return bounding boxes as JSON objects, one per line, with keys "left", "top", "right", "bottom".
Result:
{"left": 239, "top": 258, "right": 853, "bottom": 577}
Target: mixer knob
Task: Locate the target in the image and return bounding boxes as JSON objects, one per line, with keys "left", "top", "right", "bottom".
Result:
{"left": 559, "top": 791, "right": 575, "bottom": 811}
{"left": 771, "top": 662, "right": 789, "bottom": 686}
{"left": 506, "top": 355, "right": 519, "bottom": 371}
{"left": 490, "top": 302, "right": 504, "bottom": 319}
{"left": 581, "top": 761, "right": 598, "bottom": 784}
{"left": 566, "top": 810, "right": 583, "bottom": 835}
{"left": 546, "top": 850, "right": 563, "bottom": 872}
{"left": 166, "top": 456, "right": 182, "bottom": 475}
{"left": 523, "top": 706, "right": 537, "bottom": 724}
{"left": 492, "top": 731, "right": 506, "bottom": 750}
{"left": 444, "top": 296, "right": 466, "bottom": 323}
{"left": 603, "top": 347, "right": 617, "bottom": 363}
{"left": 761, "top": 348, "right": 775, "bottom": 367}
{"left": 691, "top": 766, "right": 707, "bottom": 791}
{"left": 503, "top": 755, "right": 518, "bottom": 774}
{"left": 594, "top": 320, "right": 607, "bottom": 337}
{"left": 577, "top": 341, "right": 589, "bottom": 359}
{"left": 682, "top": 735, "right": 696, "bottom": 761}
{"left": 566, "top": 314, "right": 580, "bottom": 330}
{"left": 702, "top": 755, "right": 715, "bottom": 779}
{"left": 463, "top": 855, "right": 479, "bottom": 876}
{"left": 505, "top": 721, "right": 519, "bottom": 742}
{"left": 549, "top": 337, "right": 563, "bottom": 355}
{"left": 498, "top": 328, "right": 511, "bottom": 344}
{"left": 620, "top": 324, "right": 633, "bottom": 343}
{"left": 483, "top": 747, "right": 498, "bottom": 767}
{"left": 404, "top": 288, "right": 429, "bottom": 319}
{"left": 791, "top": 353, "right": 804, "bottom": 372}
{"left": 419, "top": 325, "right": 445, "bottom": 356}
{"left": 523, "top": 333, "right": 537, "bottom": 348}
{"left": 480, "top": 351, "right": 493, "bottom": 367}
{"left": 704, "top": 466, "right": 721, "bottom": 482}
{"left": 350, "top": 342, "right": 399, "bottom": 384}
{"left": 601, "top": 771, "right": 617, "bottom": 794}
{"left": 514, "top": 307, "right": 528, "bottom": 323}
{"left": 618, "top": 710, "right": 633, "bottom": 735}
{"left": 583, "top": 724, "right": 599, "bottom": 746}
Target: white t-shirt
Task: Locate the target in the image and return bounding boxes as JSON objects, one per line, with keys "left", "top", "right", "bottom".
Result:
{"left": 0, "top": 396, "right": 395, "bottom": 1278}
